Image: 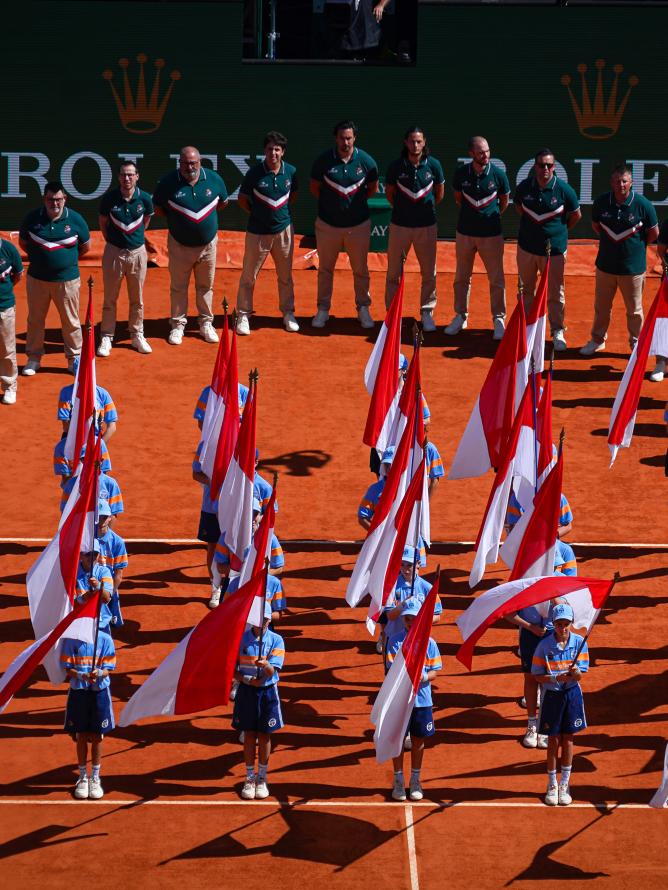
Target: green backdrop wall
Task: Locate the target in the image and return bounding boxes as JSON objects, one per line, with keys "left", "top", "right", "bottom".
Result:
{"left": 1, "top": 2, "right": 666, "bottom": 239}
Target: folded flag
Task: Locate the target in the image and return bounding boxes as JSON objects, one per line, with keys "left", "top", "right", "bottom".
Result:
{"left": 207, "top": 328, "right": 240, "bottom": 499}
{"left": 64, "top": 287, "right": 96, "bottom": 468}
{"left": 199, "top": 312, "right": 230, "bottom": 462}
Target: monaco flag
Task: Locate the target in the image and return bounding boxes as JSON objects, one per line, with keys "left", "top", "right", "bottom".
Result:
{"left": 521, "top": 257, "right": 549, "bottom": 384}
{"left": 206, "top": 327, "right": 240, "bottom": 500}
{"left": 26, "top": 427, "right": 101, "bottom": 683}
{"left": 455, "top": 574, "right": 614, "bottom": 670}
{"left": 500, "top": 447, "right": 564, "bottom": 580}
{"left": 371, "top": 576, "right": 438, "bottom": 762}
{"left": 119, "top": 569, "right": 266, "bottom": 725}
{"left": 64, "top": 286, "right": 96, "bottom": 467}
{"left": 237, "top": 482, "right": 277, "bottom": 626}
{"left": 217, "top": 375, "right": 257, "bottom": 562}
{"left": 469, "top": 382, "right": 533, "bottom": 588}
{"left": 383, "top": 340, "right": 422, "bottom": 457}
{"left": 608, "top": 275, "right": 668, "bottom": 465}
{"left": 449, "top": 296, "right": 527, "bottom": 479}
{"left": 363, "top": 271, "right": 404, "bottom": 454}
{"left": 0, "top": 591, "right": 101, "bottom": 713}
{"left": 199, "top": 311, "right": 230, "bottom": 462}
{"left": 513, "top": 369, "right": 555, "bottom": 511}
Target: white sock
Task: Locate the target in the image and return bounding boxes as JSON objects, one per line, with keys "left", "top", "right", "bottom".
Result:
{"left": 528, "top": 717, "right": 538, "bottom": 730}
{"left": 245, "top": 765, "right": 255, "bottom": 780}
{"left": 394, "top": 770, "right": 405, "bottom": 785}
{"left": 561, "top": 765, "right": 572, "bottom": 786}
{"left": 547, "top": 769, "right": 557, "bottom": 787}
{"left": 91, "top": 764, "right": 101, "bottom": 782}
{"left": 78, "top": 765, "right": 87, "bottom": 780}
{"left": 410, "top": 768, "right": 421, "bottom": 783}
{"left": 257, "top": 763, "right": 268, "bottom": 781}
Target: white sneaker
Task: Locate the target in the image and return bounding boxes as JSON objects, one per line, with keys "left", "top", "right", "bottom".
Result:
{"left": 558, "top": 783, "right": 572, "bottom": 806}
{"left": 311, "top": 309, "right": 330, "bottom": 328}
{"left": 132, "top": 333, "right": 152, "bottom": 354}
{"left": 241, "top": 778, "right": 256, "bottom": 800}
{"left": 73, "top": 776, "right": 89, "bottom": 799}
{"left": 649, "top": 358, "right": 666, "bottom": 382}
{"left": 391, "top": 777, "right": 407, "bottom": 801}
{"left": 358, "top": 305, "right": 374, "bottom": 329}
{"left": 519, "top": 696, "right": 527, "bottom": 709}
{"left": 200, "top": 322, "right": 219, "bottom": 343}
{"left": 552, "top": 329, "right": 568, "bottom": 352}
{"left": 493, "top": 318, "right": 505, "bottom": 340}
{"left": 579, "top": 338, "right": 605, "bottom": 356}
{"left": 22, "top": 360, "right": 40, "bottom": 376}
{"left": 537, "top": 734, "right": 548, "bottom": 749}
{"left": 208, "top": 587, "right": 221, "bottom": 609}
{"left": 168, "top": 327, "right": 184, "bottom": 345}
{"left": 544, "top": 784, "right": 559, "bottom": 806}
{"left": 283, "top": 312, "right": 300, "bottom": 333}
{"left": 229, "top": 679, "right": 239, "bottom": 702}
{"left": 88, "top": 778, "right": 104, "bottom": 800}
{"left": 236, "top": 314, "right": 250, "bottom": 336}
{"left": 403, "top": 733, "right": 412, "bottom": 751}
{"left": 409, "top": 778, "right": 423, "bottom": 801}
{"left": 421, "top": 310, "right": 436, "bottom": 332}
{"left": 254, "top": 780, "right": 270, "bottom": 800}
{"left": 97, "top": 336, "right": 112, "bottom": 357}
{"left": 444, "top": 314, "right": 467, "bottom": 336}
{"left": 2, "top": 389, "right": 17, "bottom": 405}
{"left": 522, "top": 725, "right": 538, "bottom": 748}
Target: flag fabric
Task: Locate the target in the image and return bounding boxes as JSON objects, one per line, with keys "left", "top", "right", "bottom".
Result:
{"left": 363, "top": 273, "right": 404, "bottom": 454}
{"left": 449, "top": 297, "right": 527, "bottom": 479}
{"left": 199, "top": 313, "right": 230, "bottom": 459}
{"left": 237, "top": 486, "right": 277, "bottom": 626}
{"left": 455, "top": 575, "right": 614, "bottom": 670}
{"left": 514, "top": 369, "right": 555, "bottom": 511}
{"left": 0, "top": 592, "right": 101, "bottom": 713}
{"left": 608, "top": 276, "right": 668, "bottom": 465}
{"left": 383, "top": 341, "right": 422, "bottom": 456}
{"left": 27, "top": 427, "right": 101, "bottom": 682}
{"left": 522, "top": 257, "right": 549, "bottom": 384}
{"left": 63, "top": 288, "right": 96, "bottom": 467}
{"left": 365, "top": 455, "right": 429, "bottom": 633}
{"left": 118, "top": 570, "right": 265, "bottom": 725}
{"left": 501, "top": 449, "right": 564, "bottom": 580}
{"left": 216, "top": 377, "right": 257, "bottom": 562}
{"left": 206, "top": 328, "right": 240, "bottom": 499}
{"left": 371, "top": 579, "right": 438, "bottom": 762}
{"left": 649, "top": 742, "right": 668, "bottom": 808}
{"left": 469, "top": 383, "right": 533, "bottom": 588}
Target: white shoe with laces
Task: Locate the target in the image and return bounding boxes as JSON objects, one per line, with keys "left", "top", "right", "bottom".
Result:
{"left": 2, "top": 389, "right": 17, "bottom": 405}
{"left": 493, "top": 318, "right": 505, "bottom": 340}
{"left": 254, "top": 780, "right": 270, "bottom": 800}
{"left": 537, "top": 734, "right": 548, "bottom": 749}
{"left": 552, "top": 329, "right": 568, "bottom": 352}
{"left": 236, "top": 314, "right": 250, "bottom": 336}
{"left": 357, "top": 305, "right": 374, "bottom": 329}
{"left": 522, "top": 725, "right": 538, "bottom": 748}
{"left": 444, "top": 314, "right": 467, "bottom": 336}
{"left": 558, "top": 784, "right": 572, "bottom": 806}
{"left": 241, "top": 778, "right": 256, "bottom": 800}
{"left": 88, "top": 778, "right": 104, "bottom": 800}
{"left": 168, "top": 327, "right": 184, "bottom": 345}
{"left": 74, "top": 776, "right": 89, "bottom": 799}
{"left": 579, "top": 338, "right": 605, "bottom": 356}
{"left": 200, "top": 321, "right": 219, "bottom": 343}
{"left": 409, "top": 778, "right": 423, "bottom": 801}
{"left": 283, "top": 312, "right": 300, "bottom": 333}
{"left": 544, "top": 784, "right": 559, "bottom": 806}
{"left": 22, "top": 360, "right": 40, "bottom": 376}
{"left": 132, "top": 333, "right": 152, "bottom": 354}
{"left": 311, "top": 309, "right": 329, "bottom": 328}
{"left": 391, "top": 777, "right": 406, "bottom": 801}
{"left": 649, "top": 358, "right": 666, "bottom": 382}
{"left": 97, "top": 336, "right": 112, "bottom": 357}
{"left": 208, "top": 587, "right": 221, "bottom": 609}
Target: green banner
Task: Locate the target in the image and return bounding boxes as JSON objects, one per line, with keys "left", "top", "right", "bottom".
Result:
{"left": 1, "top": 2, "right": 666, "bottom": 240}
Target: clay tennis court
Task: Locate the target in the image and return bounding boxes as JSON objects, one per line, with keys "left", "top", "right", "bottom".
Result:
{"left": 0, "top": 244, "right": 666, "bottom": 888}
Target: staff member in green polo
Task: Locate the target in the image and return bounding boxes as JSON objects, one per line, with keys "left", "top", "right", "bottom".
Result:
{"left": 447, "top": 136, "right": 510, "bottom": 341}
{"left": 310, "top": 120, "right": 379, "bottom": 330}
{"left": 514, "top": 149, "right": 581, "bottom": 352}
{"left": 384, "top": 126, "right": 444, "bottom": 332}
{"left": 19, "top": 181, "right": 91, "bottom": 376}
{"left": 580, "top": 164, "right": 659, "bottom": 363}
{"left": 235, "top": 131, "right": 299, "bottom": 336}
{"left": 98, "top": 161, "right": 154, "bottom": 357}
{"left": 153, "top": 146, "right": 228, "bottom": 346}
{"left": 0, "top": 236, "right": 24, "bottom": 403}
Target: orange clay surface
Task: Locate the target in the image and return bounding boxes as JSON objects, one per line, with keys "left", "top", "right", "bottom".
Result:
{"left": 0, "top": 257, "right": 666, "bottom": 888}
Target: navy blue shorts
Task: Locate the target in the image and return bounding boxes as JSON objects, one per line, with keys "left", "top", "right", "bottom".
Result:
{"left": 408, "top": 706, "right": 435, "bottom": 739}
{"left": 64, "top": 687, "right": 115, "bottom": 737}
{"left": 539, "top": 685, "right": 587, "bottom": 736}
{"left": 232, "top": 683, "right": 283, "bottom": 734}
{"left": 198, "top": 510, "right": 221, "bottom": 544}
{"left": 519, "top": 627, "right": 549, "bottom": 673}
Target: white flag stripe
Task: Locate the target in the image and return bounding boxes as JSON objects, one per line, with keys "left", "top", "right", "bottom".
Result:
{"left": 449, "top": 400, "right": 490, "bottom": 479}
{"left": 364, "top": 319, "right": 388, "bottom": 395}
{"left": 650, "top": 315, "right": 668, "bottom": 356}
{"left": 648, "top": 743, "right": 668, "bottom": 808}
{"left": 534, "top": 586, "right": 600, "bottom": 631}
{"left": 371, "top": 649, "right": 416, "bottom": 763}
{"left": 118, "top": 629, "right": 193, "bottom": 726}
{"left": 217, "top": 458, "right": 254, "bottom": 560}
{"left": 469, "top": 470, "right": 514, "bottom": 588}
{"left": 456, "top": 576, "right": 544, "bottom": 641}
{"left": 374, "top": 389, "right": 403, "bottom": 457}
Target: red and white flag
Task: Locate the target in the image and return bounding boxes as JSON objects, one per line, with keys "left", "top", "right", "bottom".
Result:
{"left": 608, "top": 276, "right": 668, "bottom": 465}
{"left": 455, "top": 574, "right": 614, "bottom": 669}
{"left": 0, "top": 591, "right": 101, "bottom": 713}
{"left": 469, "top": 383, "right": 533, "bottom": 588}
{"left": 199, "top": 312, "right": 230, "bottom": 457}
{"left": 64, "top": 288, "right": 96, "bottom": 467}
{"left": 365, "top": 455, "right": 429, "bottom": 634}
{"left": 501, "top": 448, "right": 564, "bottom": 580}
{"left": 383, "top": 342, "right": 422, "bottom": 456}
{"left": 449, "top": 297, "right": 527, "bottom": 479}
{"left": 118, "top": 570, "right": 265, "bottom": 725}
{"left": 363, "top": 272, "right": 404, "bottom": 456}
{"left": 237, "top": 485, "right": 277, "bottom": 626}
{"left": 513, "top": 370, "right": 555, "bottom": 510}
{"left": 205, "top": 328, "right": 240, "bottom": 499}
{"left": 521, "top": 258, "right": 549, "bottom": 384}
{"left": 217, "top": 376, "right": 257, "bottom": 562}
{"left": 371, "top": 579, "right": 438, "bottom": 762}
{"left": 26, "top": 428, "right": 101, "bottom": 682}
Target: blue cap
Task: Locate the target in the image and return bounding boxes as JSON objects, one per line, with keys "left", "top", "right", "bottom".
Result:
{"left": 263, "top": 600, "right": 273, "bottom": 620}
{"left": 552, "top": 603, "right": 574, "bottom": 623}
{"left": 252, "top": 497, "right": 261, "bottom": 513}
{"left": 381, "top": 446, "right": 395, "bottom": 465}
{"left": 402, "top": 598, "right": 421, "bottom": 618}
{"left": 402, "top": 546, "right": 417, "bottom": 564}
{"left": 399, "top": 354, "right": 409, "bottom": 372}
{"left": 98, "top": 499, "right": 111, "bottom": 517}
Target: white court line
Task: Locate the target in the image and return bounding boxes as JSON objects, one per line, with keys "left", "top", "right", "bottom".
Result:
{"left": 405, "top": 804, "right": 420, "bottom": 890}
{"left": 0, "top": 799, "right": 650, "bottom": 809}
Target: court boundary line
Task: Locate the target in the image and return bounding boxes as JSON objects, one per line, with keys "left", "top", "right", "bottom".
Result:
{"left": 405, "top": 804, "right": 420, "bottom": 890}
{"left": 0, "top": 799, "right": 653, "bottom": 809}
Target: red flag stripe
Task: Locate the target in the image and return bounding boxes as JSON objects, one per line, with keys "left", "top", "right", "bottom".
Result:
{"left": 210, "top": 329, "right": 240, "bottom": 499}
{"left": 363, "top": 274, "right": 404, "bottom": 447}
{"left": 509, "top": 450, "right": 564, "bottom": 581}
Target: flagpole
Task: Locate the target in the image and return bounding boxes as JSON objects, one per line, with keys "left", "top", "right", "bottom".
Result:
{"left": 407, "top": 322, "right": 423, "bottom": 599}
{"left": 568, "top": 572, "right": 620, "bottom": 670}
{"left": 256, "top": 558, "right": 270, "bottom": 681}
{"left": 89, "top": 586, "right": 103, "bottom": 685}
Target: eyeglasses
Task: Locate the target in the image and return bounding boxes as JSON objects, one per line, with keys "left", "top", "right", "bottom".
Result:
{"left": 46, "top": 198, "right": 65, "bottom": 203}
{"left": 536, "top": 162, "right": 555, "bottom": 169}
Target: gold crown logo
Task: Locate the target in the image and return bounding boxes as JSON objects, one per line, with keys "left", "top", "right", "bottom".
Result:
{"left": 561, "top": 60, "right": 638, "bottom": 140}
{"left": 103, "top": 54, "right": 181, "bottom": 134}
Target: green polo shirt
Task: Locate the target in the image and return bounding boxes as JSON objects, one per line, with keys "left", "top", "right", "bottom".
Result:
{"left": 153, "top": 167, "right": 228, "bottom": 247}
{"left": 592, "top": 190, "right": 658, "bottom": 276}
{"left": 19, "top": 207, "right": 90, "bottom": 282}
{"left": 0, "top": 239, "right": 23, "bottom": 311}
{"left": 453, "top": 161, "right": 510, "bottom": 237}
{"left": 311, "top": 147, "right": 378, "bottom": 228}
{"left": 240, "top": 160, "right": 298, "bottom": 235}
{"left": 514, "top": 175, "right": 580, "bottom": 256}
{"left": 385, "top": 155, "right": 444, "bottom": 228}
{"left": 99, "top": 187, "right": 154, "bottom": 250}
